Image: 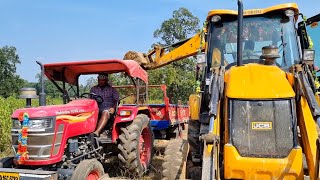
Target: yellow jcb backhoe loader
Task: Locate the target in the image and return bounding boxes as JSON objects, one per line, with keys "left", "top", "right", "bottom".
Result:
{"left": 124, "top": 1, "right": 320, "bottom": 179}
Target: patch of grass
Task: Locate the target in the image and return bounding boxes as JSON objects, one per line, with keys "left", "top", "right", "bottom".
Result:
{"left": 0, "top": 148, "right": 13, "bottom": 159}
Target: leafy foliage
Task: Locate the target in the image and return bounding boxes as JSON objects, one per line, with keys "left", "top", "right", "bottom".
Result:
{"left": 153, "top": 8, "right": 200, "bottom": 45}
{"left": 0, "top": 46, "right": 25, "bottom": 98}
{"left": 150, "top": 7, "right": 200, "bottom": 103}
{"left": 33, "top": 73, "right": 62, "bottom": 98}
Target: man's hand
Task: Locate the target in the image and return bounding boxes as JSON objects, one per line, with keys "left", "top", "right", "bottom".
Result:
{"left": 108, "top": 108, "right": 115, "bottom": 114}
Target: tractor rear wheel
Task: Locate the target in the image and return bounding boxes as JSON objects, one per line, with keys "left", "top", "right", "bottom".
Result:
{"left": 118, "top": 114, "right": 153, "bottom": 177}
{"left": 70, "top": 159, "right": 104, "bottom": 180}
{"left": 162, "top": 138, "right": 189, "bottom": 180}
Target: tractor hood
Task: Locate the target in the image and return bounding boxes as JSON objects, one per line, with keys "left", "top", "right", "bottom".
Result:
{"left": 225, "top": 64, "right": 295, "bottom": 99}
{"left": 11, "top": 99, "right": 98, "bottom": 118}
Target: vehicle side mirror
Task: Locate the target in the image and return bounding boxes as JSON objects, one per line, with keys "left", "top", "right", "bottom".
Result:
{"left": 196, "top": 53, "right": 206, "bottom": 66}
{"left": 196, "top": 53, "right": 206, "bottom": 80}
{"left": 302, "top": 49, "right": 315, "bottom": 65}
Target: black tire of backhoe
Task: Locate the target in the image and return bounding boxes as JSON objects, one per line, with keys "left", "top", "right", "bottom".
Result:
{"left": 117, "top": 114, "right": 153, "bottom": 177}
{"left": 188, "top": 120, "right": 200, "bottom": 156}
{"left": 70, "top": 159, "right": 105, "bottom": 180}
{"left": 162, "top": 138, "right": 188, "bottom": 180}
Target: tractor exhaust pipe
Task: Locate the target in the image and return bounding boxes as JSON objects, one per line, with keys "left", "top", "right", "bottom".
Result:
{"left": 237, "top": 0, "right": 243, "bottom": 66}
{"left": 36, "top": 61, "right": 46, "bottom": 106}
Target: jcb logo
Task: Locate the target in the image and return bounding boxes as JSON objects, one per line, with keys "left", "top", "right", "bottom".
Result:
{"left": 252, "top": 122, "right": 272, "bottom": 130}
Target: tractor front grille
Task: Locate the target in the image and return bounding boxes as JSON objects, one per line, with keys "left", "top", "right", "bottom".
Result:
{"left": 11, "top": 117, "right": 63, "bottom": 160}
{"left": 229, "top": 99, "right": 296, "bottom": 158}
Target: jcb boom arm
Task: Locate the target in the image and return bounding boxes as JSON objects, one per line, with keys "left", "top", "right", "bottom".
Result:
{"left": 306, "top": 13, "right": 320, "bottom": 26}
{"left": 123, "top": 32, "right": 204, "bottom": 70}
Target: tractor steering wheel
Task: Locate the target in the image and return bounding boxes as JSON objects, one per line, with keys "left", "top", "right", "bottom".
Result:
{"left": 80, "top": 92, "right": 104, "bottom": 104}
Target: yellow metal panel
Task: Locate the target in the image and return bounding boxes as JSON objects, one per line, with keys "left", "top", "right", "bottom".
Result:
{"left": 315, "top": 94, "right": 320, "bottom": 106}
{"left": 286, "top": 72, "right": 295, "bottom": 87}
{"left": 224, "top": 144, "right": 303, "bottom": 180}
{"left": 207, "top": 3, "right": 298, "bottom": 20}
{"left": 225, "top": 64, "right": 295, "bottom": 99}
{"left": 297, "top": 97, "right": 319, "bottom": 180}
{"left": 138, "top": 106, "right": 148, "bottom": 111}
{"left": 189, "top": 94, "right": 201, "bottom": 120}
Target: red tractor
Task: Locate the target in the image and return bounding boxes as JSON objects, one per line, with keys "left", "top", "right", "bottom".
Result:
{"left": 0, "top": 59, "right": 189, "bottom": 180}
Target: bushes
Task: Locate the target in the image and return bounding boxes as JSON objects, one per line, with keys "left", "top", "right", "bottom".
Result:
{"left": 0, "top": 96, "right": 61, "bottom": 158}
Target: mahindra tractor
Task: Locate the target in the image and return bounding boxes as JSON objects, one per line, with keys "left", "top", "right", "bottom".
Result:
{"left": 124, "top": 2, "right": 320, "bottom": 180}
{"left": 0, "top": 59, "right": 189, "bottom": 180}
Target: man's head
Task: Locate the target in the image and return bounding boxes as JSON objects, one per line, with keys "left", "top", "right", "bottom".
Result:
{"left": 97, "top": 73, "right": 108, "bottom": 87}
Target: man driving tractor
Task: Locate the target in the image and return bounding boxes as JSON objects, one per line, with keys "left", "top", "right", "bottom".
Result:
{"left": 90, "top": 73, "right": 119, "bottom": 136}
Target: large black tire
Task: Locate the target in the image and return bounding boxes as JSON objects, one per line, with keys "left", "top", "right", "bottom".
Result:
{"left": 118, "top": 114, "right": 153, "bottom": 176}
{"left": 0, "top": 157, "right": 13, "bottom": 168}
{"left": 187, "top": 120, "right": 201, "bottom": 180}
{"left": 162, "top": 139, "right": 189, "bottom": 180}
{"left": 70, "top": 159, "right": 104, "bottom": 180}
{"left": 188, "top": 120, "right": 200, "bottom": 155}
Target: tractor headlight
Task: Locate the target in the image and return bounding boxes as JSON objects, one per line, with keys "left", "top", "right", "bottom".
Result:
{"left": 28, "top": 119, "right": 52, "bottom": 129}
{"left": 12, "top": 118, "right": 53, "bottom": 130}
{"left": 285, "top": 9, "right": 295, "bottom": 17}
{"left": 211, "top": 15, "right": 221, "bottom": 23}
{"left": 12, "top": 120, "right": 21, "bottom": 129}
{"left": 119, "top": 110, "right": 132, "bottom": 116}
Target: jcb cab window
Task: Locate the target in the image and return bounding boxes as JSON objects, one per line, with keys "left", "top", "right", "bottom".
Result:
{"left": 207, "top": 13, "right": 300, "bottom": 70}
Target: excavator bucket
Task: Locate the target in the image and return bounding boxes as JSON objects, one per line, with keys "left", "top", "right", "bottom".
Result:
{"left": 123, "top": 51, "right": 150, "bottom": 65}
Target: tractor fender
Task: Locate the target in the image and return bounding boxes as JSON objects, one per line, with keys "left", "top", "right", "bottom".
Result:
{"left": 112, "top": 106, "right": 151, "bottom": 142}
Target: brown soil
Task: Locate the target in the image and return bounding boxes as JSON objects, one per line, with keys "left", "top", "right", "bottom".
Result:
{"left": 123, "top": 51, "right": 149, "bottom": 65}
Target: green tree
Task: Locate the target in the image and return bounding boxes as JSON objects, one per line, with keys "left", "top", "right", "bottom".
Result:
{"left": 0, "top": 46, "right": 25, "bottom": 97}
{"left": 33, "top": 73, "right": 61, "bottom": 98}
{"left": 153, "top": 7, "right": 200, "bottom": 45}
{"left": 150, "top": 7, "right": 200, "bottom": 103}
{"left": 81, "top": 77, "right": 97, "bottom": 93}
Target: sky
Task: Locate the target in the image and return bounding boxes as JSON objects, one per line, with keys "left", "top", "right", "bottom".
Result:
{"left": 0, "top": 0, "right": 319, "bottom": 83}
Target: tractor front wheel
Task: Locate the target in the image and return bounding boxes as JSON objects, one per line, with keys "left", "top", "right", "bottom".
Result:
{"left": 70, "top": 159, "right": 104, "bottom": 180}
{"left": 118, "top": 114, "right": 153, "bottom": 177}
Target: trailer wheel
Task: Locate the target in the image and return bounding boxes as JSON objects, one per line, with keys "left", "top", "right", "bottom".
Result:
{"left": 162, "top": 138, "right": 189, "bottom": 180}
{"left": 118, "top": 114, "right": 153, "bottom": 176}
{"left": 70, "top": 159, "right": 104, "bottom": 180}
